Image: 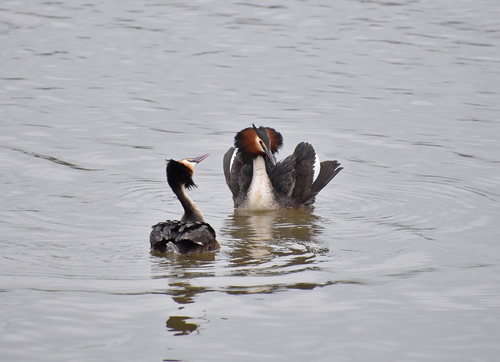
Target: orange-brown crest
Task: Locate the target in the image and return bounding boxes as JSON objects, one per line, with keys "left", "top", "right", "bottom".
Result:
{"left": 234, "top": 125, "right": 283, "bottom": 157}
{"left": 235, "top": 127, "right": 261, "bottom": 156}
{"left": 265, "top": 127, "right": 283, "bottom": 153}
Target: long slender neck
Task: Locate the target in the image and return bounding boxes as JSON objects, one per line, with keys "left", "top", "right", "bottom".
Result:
{"left": 252, "top": 155, "right": 271, "bottom": 184}
{"left": 172, "top": 185, "right": 205, "bottom": 222}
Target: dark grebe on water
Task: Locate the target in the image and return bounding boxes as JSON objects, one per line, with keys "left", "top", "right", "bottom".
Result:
{"left": 223, "top": 124, "right": 343, "bottom": 209}
{"left": 150, "top": 154, "right": 219, "bottom": 255}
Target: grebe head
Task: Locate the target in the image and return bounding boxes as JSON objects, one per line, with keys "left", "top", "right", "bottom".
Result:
{"left": 234, "top": 124, "right": 283, "bottom": 164}
{"left": 166, "top": 154, "right": 209, "bottom": 190}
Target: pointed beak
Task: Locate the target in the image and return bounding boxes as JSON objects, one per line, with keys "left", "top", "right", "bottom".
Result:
{"left": 263, "top": 147, "right": 276, "bottom": 165}
{"left": 192, "top": 154, "right": 210, "bottom": 163}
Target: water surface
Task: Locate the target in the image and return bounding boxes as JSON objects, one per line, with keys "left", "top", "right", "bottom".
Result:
{"left": 1, "top": 0, "right": 499, "bottom": 361}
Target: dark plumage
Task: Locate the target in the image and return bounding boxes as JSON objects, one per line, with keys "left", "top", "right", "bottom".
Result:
{"left": 223, "top": 124, "right": 343, "bottom": 209}
{"left": 150, "top": 220, "right": 217, "bottom": 254}
{"left": 150, "top": 154, "right": 219, "bottom": 255}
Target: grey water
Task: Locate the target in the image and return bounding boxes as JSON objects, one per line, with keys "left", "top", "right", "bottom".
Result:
{"left": 1, "top": 0, "right": 499, "bottom": 361}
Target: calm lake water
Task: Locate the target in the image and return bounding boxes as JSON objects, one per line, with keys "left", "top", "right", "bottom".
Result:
{"left": 1, "top": 0, "right": 499, "bottom": 361}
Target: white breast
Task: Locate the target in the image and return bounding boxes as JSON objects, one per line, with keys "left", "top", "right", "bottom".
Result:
{"left": 243, "top": 156, "right": 278, "bottom": 210}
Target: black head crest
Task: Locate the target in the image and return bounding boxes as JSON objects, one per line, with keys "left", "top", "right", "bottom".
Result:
{"left": 252, "top": 124, "right": 271, "bottom": 148}
{"left": 166, "top": 159, "right": 197, "bottom": 190}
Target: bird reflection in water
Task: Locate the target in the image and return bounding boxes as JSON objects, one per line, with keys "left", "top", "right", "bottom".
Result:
{"left": 150, "top": 257, "right": 215, "bottom": 335}
{"left": 166, "top": 315, "right": 200, "bottom": 336}
{"left": 152, "top": 207, "right": 332, "bottom": 332}
{"left": 223, "top": 207, "right": 329, "bottom": 275}
{"left": 151, "top": 275, "right": 212, "bottom": 336}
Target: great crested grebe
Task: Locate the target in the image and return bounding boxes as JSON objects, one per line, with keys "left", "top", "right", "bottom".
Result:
{"left": 150, "top": 154, "right": 219, "bottom": 254}
{"left": 223, "top": 124, "right": 343, "bottom": 209}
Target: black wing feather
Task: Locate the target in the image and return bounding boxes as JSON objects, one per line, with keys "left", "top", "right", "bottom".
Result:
{"left": 268, "top": 154, "right": 296, "bottom": 200}
{"left": 290, "top": 142, "right": 317, "bottom": 206}
{"left": 150, "top": 220, "right": 218, "bottom": 254}
{"left": 269, "top": 142, "right": 317, "bottom": 207}
{"left": 223, "top": 147, "right": 235, "bottom": 187}
{"left": 311, "top": 160, "right": 343, "bottom": 195}
{"left": 223, "top": 148, "right": 253, "bottom": 207}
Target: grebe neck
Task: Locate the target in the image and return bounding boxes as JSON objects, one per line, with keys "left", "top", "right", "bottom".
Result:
{"left": 243, "top": 156, "right": 277, "bottom": 210}
{"left": 173, "top": 185, "right": 205, "bottom": 222}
